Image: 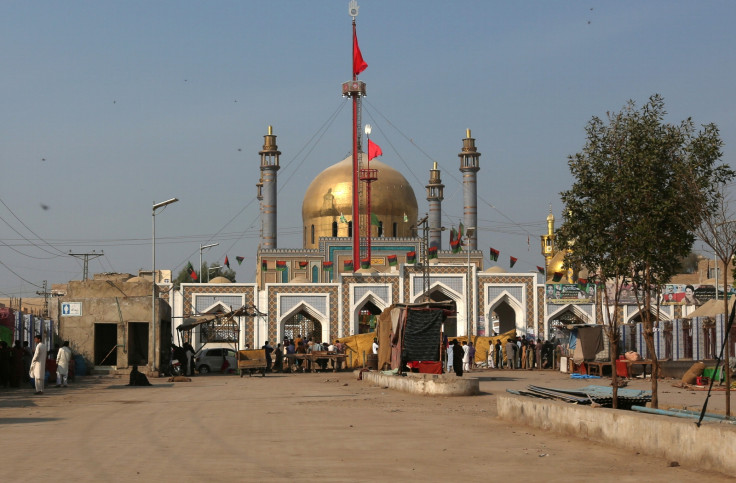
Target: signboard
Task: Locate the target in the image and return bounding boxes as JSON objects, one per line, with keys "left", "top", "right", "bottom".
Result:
{"left": 61, "top": 302, "right": 82, "bottom": 317}
{"left": 546, "top": 283, "right": 595, "bottom": 304}
{"left": 661, "top": 284, "right": 731, "bottom": 306}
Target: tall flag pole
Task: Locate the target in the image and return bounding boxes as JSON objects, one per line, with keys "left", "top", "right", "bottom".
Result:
{"left": 348, "top": 1, "right": 366, "bottom": 273}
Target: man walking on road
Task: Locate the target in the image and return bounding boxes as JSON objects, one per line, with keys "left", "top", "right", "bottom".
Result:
{"left": 56, "top": 341, "right": 72, "bottom": 387}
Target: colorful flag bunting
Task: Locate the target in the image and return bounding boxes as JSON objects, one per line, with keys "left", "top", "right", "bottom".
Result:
{"left": 322, "top": 261, "right": 333, "bottom": 272}
{"left": 489, "top": 248, "right": 499, "bottom": 261}
{"left": 537, "top": 266, "right": 545, "bottom": 275}
{"left": 344, "top": 260, "right": 354, "bottom": 272}
{"left": 510, "top": 256, "right": 517, "bottom": 268}
{"left": 299, "top": 261, "right": 309, "bottom": 269}
{"left": 360, "top": 258, "right": 371, "bottom": 269}
{"left": 261, "top": 260, "right": 268, "bottom": 272}
{"left": 353, "top": 29, "right": 367, "bottom": 76}
{"left": 236, "top": 256, "right": 244, "bottom": 265}
{"left": 458, "top": 222, "right": 465, "bottom": 243}
{"left": 552, "top": 272, "right": 563, "bottom": 282}
{"left": 387, "top": 255, "right": 397, "bottom": 266}
{"left": 224, "top": 256, "right": 230, "bottom": 269}
{"left": 428, "top": 246, "right": 438, "bottom": 259}
{"left": 368, "top": 139, "right": 382, "bottom": 160}
{"left": 276, "top": 261, "right": 287, "bottom": 271}
{"left": 406, "top": 251, "right": 416, "bottom": 264}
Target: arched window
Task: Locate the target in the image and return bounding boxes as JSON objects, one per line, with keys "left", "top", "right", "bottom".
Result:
{"left": 332, "top": 221, "right": 338, "bottom": 237}
{"left": 311, "top": 225, "right": 315, "bottom": 245}
{"left": 392, "top": 222, "right": 398, "bottom": 237}
{"left": 348, "top": 221, "right": 353, "bottom": 237}
{"left": 281, "top": 267, "right": 289, "bottom": 283}
{"left": 378, "top": 221, "right": 383, "bottom": 237}
{"left": 311, "top": 265, "right": 319, "bottom": 283}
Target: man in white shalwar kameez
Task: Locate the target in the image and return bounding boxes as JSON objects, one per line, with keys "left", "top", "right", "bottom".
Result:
{"left": 30, "top": 334, "right": 47, "bottom": 395}
{"left": 56, "top": 341, "right": 72, "bottom": 387}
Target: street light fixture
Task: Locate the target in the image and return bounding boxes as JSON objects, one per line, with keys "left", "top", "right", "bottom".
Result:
{"left": 199, "top": 243, "right": 219, "bottom": 283}
{"left": 152, "top": 197, "right": 178, "bottom": 373}
{"left": 208, "top": 265, "right": 222, "bottom": 283}
{"left": 464, "top": 227, "right": 476, "bottom": 339}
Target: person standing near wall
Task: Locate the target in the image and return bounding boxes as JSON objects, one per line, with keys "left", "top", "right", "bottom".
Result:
{"left": 505, "top": 339, "right": 516, "bottom": 369}
{"left": 55, "top": 341, "right": 72, "bottom": 387}
{"left": 452, "top": 340, "right": 463, "bottom": 377}
{"left": 30, "top": 334, "right": 46, "bottom": 395}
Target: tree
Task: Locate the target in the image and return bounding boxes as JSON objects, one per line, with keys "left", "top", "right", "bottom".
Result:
{"left": 173, "top": 261, "right": 236, "bottom": 289}
{"left": 694, "top": 187, "right": 736, "bottom": 416}
{"left": 557, "top": 94, "right": 733, "bottom": 408}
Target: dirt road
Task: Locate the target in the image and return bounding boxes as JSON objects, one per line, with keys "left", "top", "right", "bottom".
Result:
{"left": 0, "top": 369, "right": 731, "bottom": 481}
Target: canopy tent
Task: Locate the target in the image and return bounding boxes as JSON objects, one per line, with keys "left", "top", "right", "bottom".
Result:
{"left": 175, "top": 305, "right": 262, "bottom": 353}
{"left": 377, "top": 301, "right": 454, "bottom": 373}
{"left": 684, "top": 297, "right": 735, "bottom": 320}
{"left": 564, "top": 324, "right": 605, "bottom": 364}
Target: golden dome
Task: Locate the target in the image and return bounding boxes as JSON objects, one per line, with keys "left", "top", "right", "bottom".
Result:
{"left": 484, "top": 266, "right": 506, "bottom": 274}
{"left": 302, "top": 153, "right": 418, "bottom": 249}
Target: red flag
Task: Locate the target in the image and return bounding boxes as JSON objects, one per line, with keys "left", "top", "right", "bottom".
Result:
{"left": 510, "top": 256, "right": 518, "bottom": 268}
{"left": 353, "top": 29, "right": 367, "bottom": 76}
{"left": 368, "top": 139, "right": 382, "bottom": 161}
{"left": 224, "top": 256, "right": 230, "bottom": 269}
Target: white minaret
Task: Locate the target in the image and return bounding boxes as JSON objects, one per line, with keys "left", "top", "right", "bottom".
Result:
{"left": 458, "top": 129, "right": 480, "bottom": 249}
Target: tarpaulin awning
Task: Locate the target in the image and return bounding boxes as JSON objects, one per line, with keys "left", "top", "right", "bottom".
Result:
{"left": 177, "top": 306, "right": 253, "bottom": 331}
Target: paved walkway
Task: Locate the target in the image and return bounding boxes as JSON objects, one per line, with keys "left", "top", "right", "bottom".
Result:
{"left": 0, "top": 370, "right": 731, "bottom": 481}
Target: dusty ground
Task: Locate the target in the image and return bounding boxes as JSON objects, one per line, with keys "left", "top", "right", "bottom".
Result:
{"left": 0, "top": 368, "right": 733, "bottom": 481}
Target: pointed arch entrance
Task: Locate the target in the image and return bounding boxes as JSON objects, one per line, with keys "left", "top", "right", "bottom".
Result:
{"left": 283, "top": 311, "right": 323, "bottom": 343}
{"left": 428, "top": 290, "right": 458, "bottom": 337}
{"left": 546, "top": 305, "right": 592, "bottom": 345}
{"left": 357, "top": 300, "right": 382, "bottom": 334}
{"left": 494, "top": 303, "right": 516, "bottom": 334}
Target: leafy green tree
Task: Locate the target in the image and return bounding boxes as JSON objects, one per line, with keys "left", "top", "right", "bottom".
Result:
{"left": 557, "top": 95, "right": 733, "bottom": 408}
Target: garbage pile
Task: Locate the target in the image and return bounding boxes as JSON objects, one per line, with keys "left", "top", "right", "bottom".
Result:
{"left": 507, "top": 384, "right": 652, "bottom": 409}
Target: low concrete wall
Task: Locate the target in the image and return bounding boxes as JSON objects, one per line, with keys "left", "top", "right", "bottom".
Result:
{"left": 497, "top": 395, "right": 736, "bottom": 476}
{"left": 360, "top": 371, "right": 479, "bottom": 396}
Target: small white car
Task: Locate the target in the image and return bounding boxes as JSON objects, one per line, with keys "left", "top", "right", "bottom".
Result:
{"left": 194, "top": 348, "right": 237, "bottom": 374}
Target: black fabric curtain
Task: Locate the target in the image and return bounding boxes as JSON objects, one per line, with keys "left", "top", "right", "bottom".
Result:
{"left": 403, "top": 309, "right": 443, "bottom": 362}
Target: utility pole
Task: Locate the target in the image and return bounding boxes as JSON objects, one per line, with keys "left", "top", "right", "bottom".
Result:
{"left": 35, "top": 280, "right": 51, "bottom": 318}
{"left": 68, "top": 250, "right": 104, "bottom": 281}
{"left": 414, "top": 215, "right": 430, "bottom": 302}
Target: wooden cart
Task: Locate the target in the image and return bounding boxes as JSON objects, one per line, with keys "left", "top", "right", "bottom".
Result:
{"left": 237, "top": 349, "right": 267, "bottom": 377}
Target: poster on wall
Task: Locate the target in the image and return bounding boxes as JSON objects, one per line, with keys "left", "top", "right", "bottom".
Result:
{"left": 660, "top": 284, "right": 731, "bottom": 306}
{"left": 545, "top": 283, "right": 595, "bottom": 304}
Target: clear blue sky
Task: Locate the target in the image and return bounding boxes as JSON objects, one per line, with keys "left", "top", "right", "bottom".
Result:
{"left": 1, "top": 1, "right": 734, "bottom": 297}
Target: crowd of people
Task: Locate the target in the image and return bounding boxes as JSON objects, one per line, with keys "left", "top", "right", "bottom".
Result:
{"left": 443, "top": 335, "right": 561, "bottom": 375}
{"left": 279, "top": 335, "right": 349, "bottom": 372}
{"left": 0, "top": 336, "right": 74, "bottom": 394}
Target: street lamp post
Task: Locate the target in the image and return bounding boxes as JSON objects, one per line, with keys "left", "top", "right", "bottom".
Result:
{"left": 152, "top": 197, "right": 179, "bottom": 373}
{"left": 464, "top": 227, "right": 476, "bottom": 339}
{"left": 199, "top": 243, "right": 219, "bottom": 283}
{"left": 208, "top": 265, "right": 222, "bottom": 283}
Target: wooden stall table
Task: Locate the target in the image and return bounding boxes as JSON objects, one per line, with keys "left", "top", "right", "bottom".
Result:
{"left": 284, "top": 353, "right": 310, "bottom": 372}
{"left": 585, "top": 361, "right": 612, "bottom": 377}
{"left": 309, "top": 351, "right": 347, "bottom": 372}
{"left": 624, "top": 359, "right": 654, "bottom": 378}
